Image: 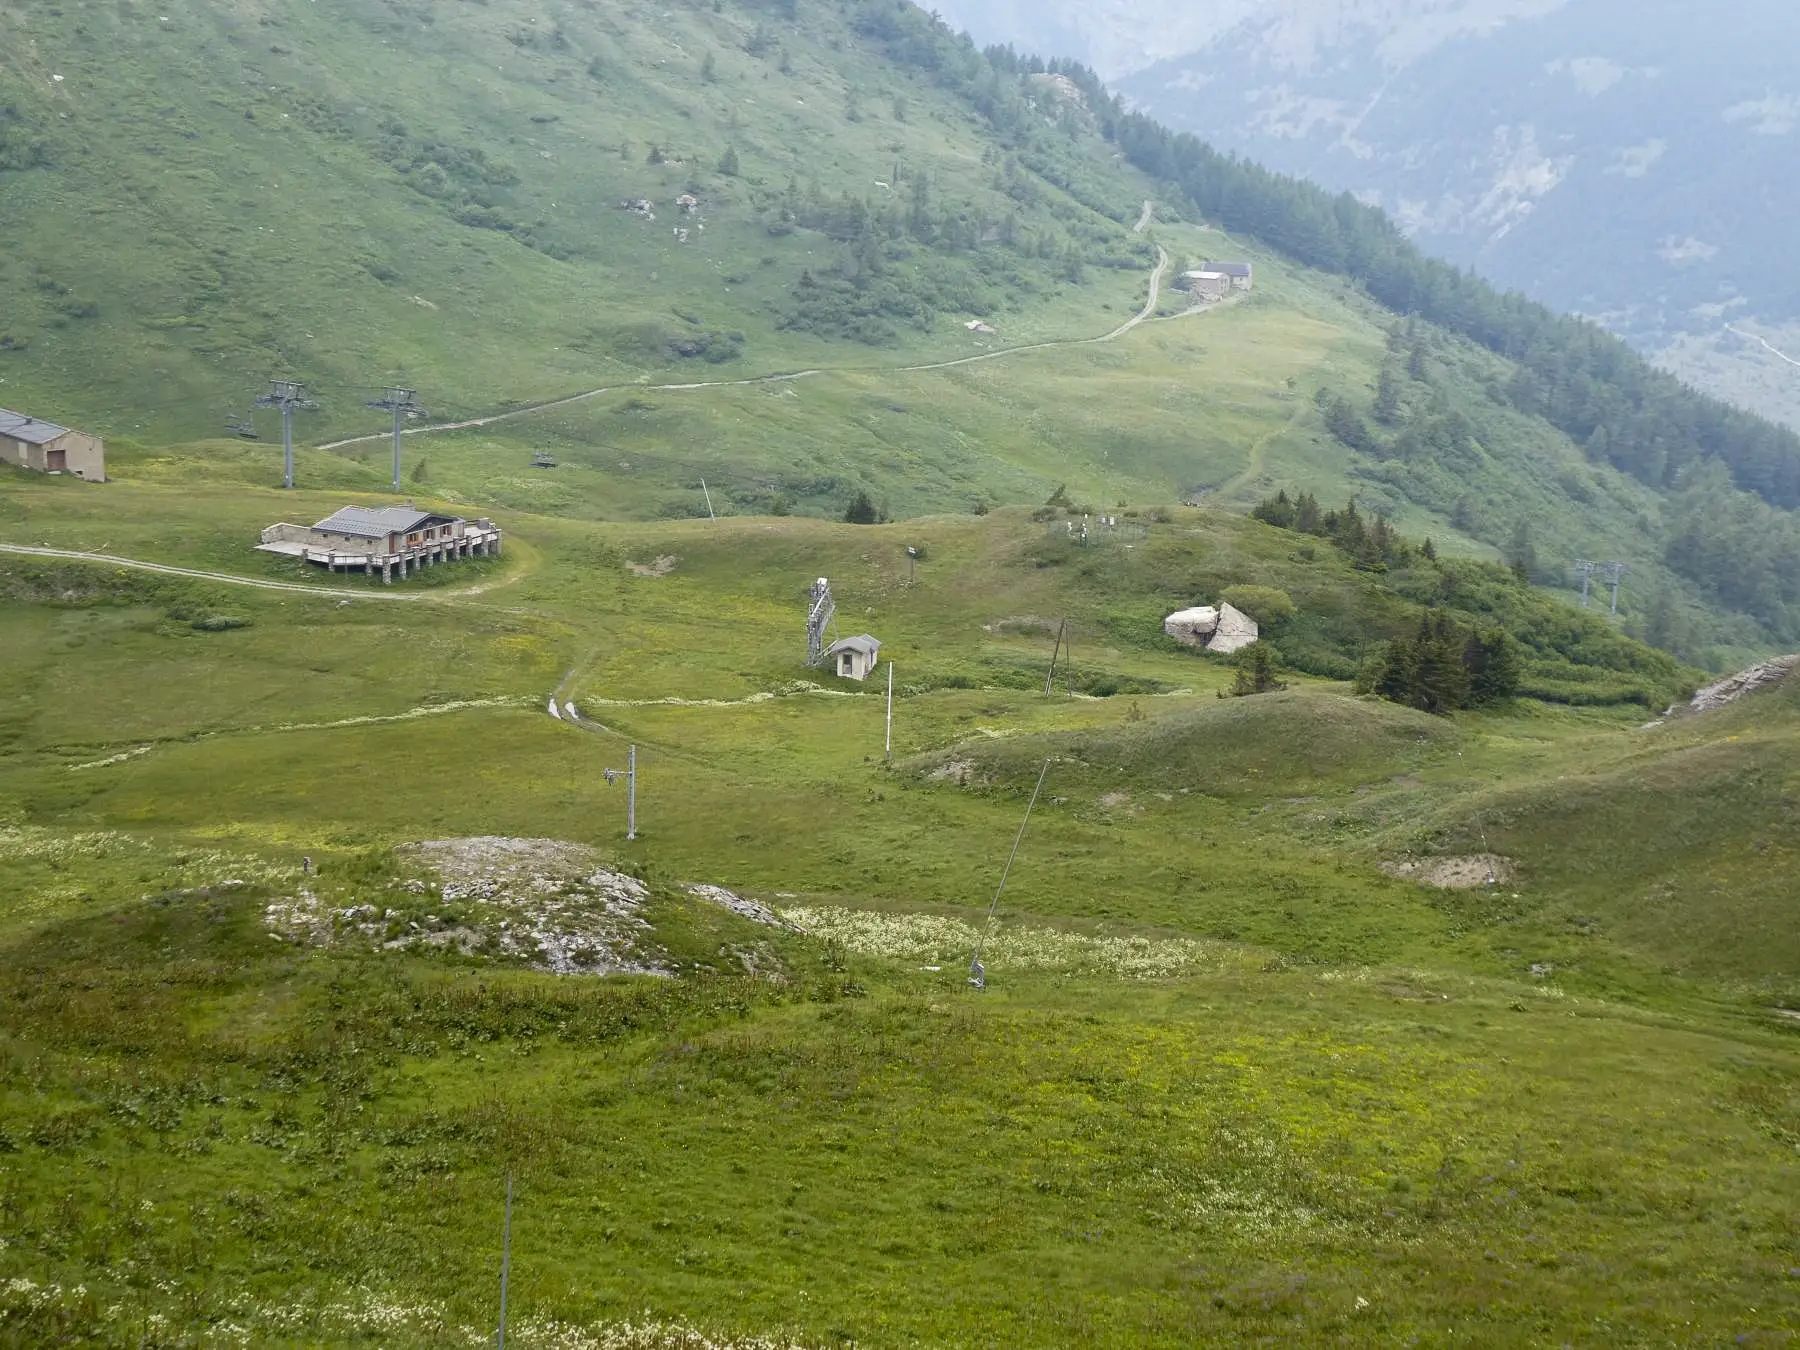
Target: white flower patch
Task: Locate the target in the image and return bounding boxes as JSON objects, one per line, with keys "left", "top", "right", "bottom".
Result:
{"left": 779, "top": 906, "right": 1230, "bottom": 980}
{"left": 3, "top": 1277, "right": 833, "bottom": 1348}
{"left": 0, "top": 824, "right": 146, "bottom": 865}
{"left": 493, "top": 1314, "right": 836, "bottom": 1349}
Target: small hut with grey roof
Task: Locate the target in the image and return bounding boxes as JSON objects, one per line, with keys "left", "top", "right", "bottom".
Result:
{"left": 258, "top": 505, "right": 502, "bottom": 583}
{"left": 0, "top": 408, "right": 105, "bottom": 481}
{"left": 826, "top": 634, "right": 883, "bottom": 681}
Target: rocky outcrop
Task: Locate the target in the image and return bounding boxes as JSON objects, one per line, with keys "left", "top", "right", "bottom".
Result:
{"left": 1163, "top": 601, "right": 1261, "bottom": 654}
{"left": 1208, "top": 601, "right": 1260, "bottom": 654}
{"left": 1164, "top": 605, "right": 1220, "bottom": 647}
{"left": 1674, "top": 656, "right": 1799, "bottom": 716}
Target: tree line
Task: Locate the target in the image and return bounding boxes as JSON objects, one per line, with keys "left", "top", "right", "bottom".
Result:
{"left": 955, "top": 43, "right": 1800, "bottom": 516}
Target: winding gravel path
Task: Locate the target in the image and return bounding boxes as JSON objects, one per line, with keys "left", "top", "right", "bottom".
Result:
{"left": 320, "top": 241, "right": 1176, "bottom": 452}
{"left": 0, "top": 543, "right": 516, "bottom": 601}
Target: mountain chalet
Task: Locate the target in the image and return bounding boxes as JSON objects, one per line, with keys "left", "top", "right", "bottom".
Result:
{"left": 258, "top": 505, "right": 501, "bottom": 583}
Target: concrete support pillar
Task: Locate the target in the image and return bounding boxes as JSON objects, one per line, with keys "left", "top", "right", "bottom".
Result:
{"left": 364, "top": 557, "right": 373, "bottom": 578}
{"left": 382, "top": 562, "right": 392, "bottom": 585}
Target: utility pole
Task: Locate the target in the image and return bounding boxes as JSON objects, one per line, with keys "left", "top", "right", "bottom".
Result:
{"left": 368, "top": 387, "right": 425, "bottom": 491}
{"left": 606, "top": 747, "right": 638, "bottom": 839}
{"left": 496, "top": 1172, "right": 513, "bottom": 1350}
{"left": 969, "top": 758, "right": 1052, "bottom": 992}
{"left": 1572, "top": 560, "right": 1598, "bottom": 608}
{"left": 1044, "top": 619, "right": 1067, "bottom": 696}
{"left": 906, "top": 545, "right": 919, "bottom": 584}
{"left": 256, "top": 380, "right": 318, "bottom": 489}
{"left": 700, "top": 478, "right": 716, "bottom": 520}
{"left": 1601, "top": 562, "right": 1628, "bottom": 616}
{"left": 885, "top": 661, "right": 894, "bottom": 762}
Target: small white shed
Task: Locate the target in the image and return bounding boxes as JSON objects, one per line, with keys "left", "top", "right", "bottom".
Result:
{"left": 826, "top": 634, "right": 883, "bottom": 681}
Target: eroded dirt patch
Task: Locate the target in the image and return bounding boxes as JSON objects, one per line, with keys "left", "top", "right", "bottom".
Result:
{"left": 627, "top": 555, "right": 680, "bottom": 578}
{"left": 1380, "top": 854, "right": 1514, "bottom": 890}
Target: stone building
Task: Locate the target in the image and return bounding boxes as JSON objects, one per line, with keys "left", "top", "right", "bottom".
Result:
{"left": 0, "top": 408, "right": 105, "bottom": 481}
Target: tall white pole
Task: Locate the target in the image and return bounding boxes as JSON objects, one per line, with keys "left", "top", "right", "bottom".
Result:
{"left": 626, "top": 744, "right": 638, "bottom": 840}
{"left": 700, "top": 479, "right": 716, "bottom": 520}
{"left": 885, "top": 662, "right": 894, "bottom": 762}
{"left": 496, "top": 1172, "right": 513, "bottom": 1349}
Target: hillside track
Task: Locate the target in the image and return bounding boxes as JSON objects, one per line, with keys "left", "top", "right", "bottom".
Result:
{"left": 320, "top": 243, "right": 1183, "bottom": 453}
{"left": 0, "top": 543, "right": 525, "bottom": 602}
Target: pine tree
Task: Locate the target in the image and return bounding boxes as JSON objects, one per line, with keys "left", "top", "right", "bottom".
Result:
{"left": 1506, "top": 520, "right": 1539, "bottom": 582}
{"left": 718, "top": 144, "right": 741, "bottom": 177}
{"left": 1374, "top": 363, "right": 1404, "bottom": 424}
{"left": 1228, "top": 641, "right": 1287, "bottom": 697}
{"left": 1421, "top": 536, "right": 1438, "bottom": 562}
{"left": 1465, "top": 629, "right": 1522, "bottom": 705}
{"left": 700, "top": 51, "right": 717, "bottom": 83}
{"left": 1407, "top": 340, "right": 1429, "bottom": 382}
{"left": 843, "top": 490, "right": 878, "bottom": 525}
{"left": 1412, "top": 613, "right": 1471, "bottom": 714}
{"left": 1251, "top": 489, "right": 1298, "bottom": 529}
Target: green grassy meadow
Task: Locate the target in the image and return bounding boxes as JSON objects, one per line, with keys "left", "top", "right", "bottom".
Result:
{"left": 1, "top": 1, "right": 1799, "bottom": 1340}
{"left": 1, "top": 471, "right": 1798, "bottom": 1345}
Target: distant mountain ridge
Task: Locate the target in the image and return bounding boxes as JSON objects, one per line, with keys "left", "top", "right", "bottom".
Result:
{"left": 931, "top": 0, "right": 1800, "bottom": 430}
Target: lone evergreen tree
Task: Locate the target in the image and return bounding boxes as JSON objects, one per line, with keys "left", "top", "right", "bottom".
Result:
{"left": 843, "top": 490, "right": 878, "bottom": 525}
{"left": 718, "top": 144, "right": 741, "bottom": 177}
{"left": 1227, "top": 641, "right": 1287, "bottom": 697}
{"left": 1374, "top": 364, "right": 1404, "bottom": 425}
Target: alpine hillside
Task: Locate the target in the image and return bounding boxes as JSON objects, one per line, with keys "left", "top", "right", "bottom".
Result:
{"left": 7, "top": 0, "right": 1800, "bottom": 666}
{"left": 930, "top": 0, "right": 1800, "bottom": 433}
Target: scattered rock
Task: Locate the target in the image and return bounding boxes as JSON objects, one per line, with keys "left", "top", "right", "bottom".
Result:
{"left": 266, "top": 837, "right": 669, "bottom": 977}
{"left": 1380, "top": 854, "right": 1514, "bottom": 890}
{"left": 1529, "top": 962, "right": 1555, "bottom": 979}
{"left": 1162, "top": 601, "right": 1260, "bottom": 654}
{"left": 627, "top": 554, "right": 679, "bottom": 578}
{"left": 1163, "top": 605, "right": 1219, "bottom": 647}
{"left": 1673, "top": 656, "right": 1799, "bottom": 716}
{"left": 1208, "top": 602, "right": 1260, "bottom": 655}
{"left": 930, "top": 758, "right": 978, "bottom": 785}
{"left": 684, "top": 882, "right": 793, "bottom": 928}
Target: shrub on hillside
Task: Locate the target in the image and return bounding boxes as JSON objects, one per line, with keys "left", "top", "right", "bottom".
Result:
{"left": 1220, "top": 585, "right": 1296, "bottom": 627}
{"left": 1225, "top": 641, "right": 1288, "bottom": 698}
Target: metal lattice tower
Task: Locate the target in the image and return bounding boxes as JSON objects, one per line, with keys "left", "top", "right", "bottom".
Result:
{"left": 1572, "top": 559, "right": 1598, "bottom": 608}
{"left": 806, "top": 577, "right": 836, "bottom": 668}
{"left": 367, "top": 387, "right": 426, "bottom": 490}
{"left": 255, "top": 380, "right": 318, "bottom": 489}
{"left": 1600, "top": 562, "right": 1628, "bottom": 616}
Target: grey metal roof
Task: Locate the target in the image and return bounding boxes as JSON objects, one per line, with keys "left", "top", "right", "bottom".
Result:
{"left": 310, "top": 505, "right": 448, "bottom": 539}
{"left": 828, "top": 635, "right": 882, "bottom": 656}
{"left": 1204, "top": 261, "right": 1253, "bottom": 277}
{"left": 0, "top": 408, "right": 71, "bottom": 445}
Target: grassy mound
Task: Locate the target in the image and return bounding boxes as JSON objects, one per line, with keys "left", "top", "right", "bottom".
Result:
{"left": 915, "top": 689, "right": 1457, "bottom": 802}
{"left": 1410, "top": 686, "right": 1800, "bottom": 987}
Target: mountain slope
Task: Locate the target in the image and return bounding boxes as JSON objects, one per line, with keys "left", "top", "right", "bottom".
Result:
{"left": 0, "top": 0, "right": 1153, "bottom": 442}
{"left": 6, "top": 0, "right": 1800, "bottom": 664}
{"left": 932, "top": 0, "right": 1800, "bottom": 432}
